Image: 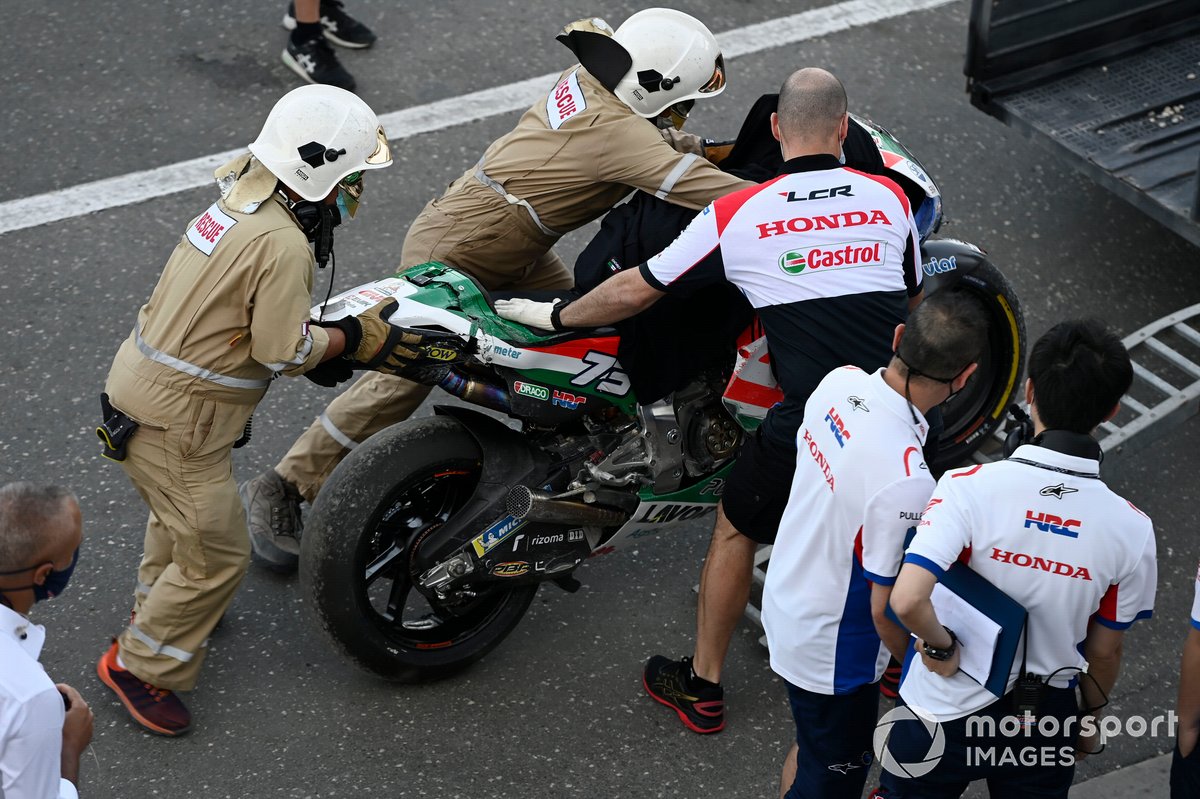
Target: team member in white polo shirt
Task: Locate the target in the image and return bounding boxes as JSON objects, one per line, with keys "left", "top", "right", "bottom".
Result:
{"left": 1172, "top": 560, "right": 1200, "bottom": 797}
{"left": 497, "top": 67, "right": 925, "bottom": 734}
{"left": 762, "top": 290, "right": 987, "bottom": 799}
{"left": 881, "top": 319, "right": 1157, "bottom": 799}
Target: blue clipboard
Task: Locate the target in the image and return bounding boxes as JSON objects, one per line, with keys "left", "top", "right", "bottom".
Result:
{"left": 887, "top": 535, "right": 1028, "bottom": 698}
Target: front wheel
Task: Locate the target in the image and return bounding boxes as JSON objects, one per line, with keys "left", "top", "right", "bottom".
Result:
{"left": 299, "top": 415, "right": 538, "bottom": 682}
{"left": 922, "top": 239, "right": 1026, "bottom": 472}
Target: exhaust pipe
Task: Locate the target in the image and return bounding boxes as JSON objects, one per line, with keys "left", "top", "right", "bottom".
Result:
{"left": 505, "top": 486, "right": 629, "bottom": 526}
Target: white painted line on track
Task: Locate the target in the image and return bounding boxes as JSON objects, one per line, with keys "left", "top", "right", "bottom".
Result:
{"left": 0, "top": 0, "right": 955, "bottom": 236}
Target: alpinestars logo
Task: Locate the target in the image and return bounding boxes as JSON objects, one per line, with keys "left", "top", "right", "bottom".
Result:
{"left": 1039, "top": 483, "right": 1079, "bottom": 499}
{"left": 847, "top": 396, "right": 869, "bottom": 412}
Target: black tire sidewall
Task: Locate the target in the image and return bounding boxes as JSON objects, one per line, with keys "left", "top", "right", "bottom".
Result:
{"left": 299, "top": 415, "right": 538, "bottom": 681}
{"left": 921, "top": 240, "right": 1026, "bottom": 471}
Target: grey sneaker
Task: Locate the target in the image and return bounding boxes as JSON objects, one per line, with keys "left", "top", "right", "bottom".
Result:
{"left": 240, "top": 470, "right": 305, "bottom": 574}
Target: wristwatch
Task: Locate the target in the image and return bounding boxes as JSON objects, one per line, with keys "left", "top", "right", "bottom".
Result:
{"left": 549, "top": 299, "right": 573, "bottom": 332}
{"left": 922, "top": 627, "right": 958, "bottom": 661}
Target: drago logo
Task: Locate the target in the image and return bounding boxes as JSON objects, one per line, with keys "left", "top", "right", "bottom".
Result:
{"left": 513, "top": 381, "right": 549, "bottom": 401}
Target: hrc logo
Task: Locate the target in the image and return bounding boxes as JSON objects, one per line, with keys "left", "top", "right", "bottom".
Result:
{"left": 824, "top": 407, "right": 851, "bottom": 447}
{"left": 1024, "top": 511, "right": 1081, "bottom": 538}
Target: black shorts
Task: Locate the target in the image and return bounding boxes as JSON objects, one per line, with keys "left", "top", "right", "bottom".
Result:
{"left": 784, "top": 680, "right": 878, "bottom": 799}
{"left": 1172, "top": 739, "right": 1200, "bottom": 798}
{"left": 721, "top": 429, "right": 797, "bottom": 544}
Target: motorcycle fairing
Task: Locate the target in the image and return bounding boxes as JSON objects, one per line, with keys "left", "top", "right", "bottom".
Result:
{"left": 851, "top": 114, "right": 943, "bottom": 241}
{"left": 595, "top": 461, "right": 734, "bottom": 552}
{"left": 316, "top": 263, "right": 644, "bottom": 415}
{"left": 721, "top": 319, "right": 784, "bottom": 432}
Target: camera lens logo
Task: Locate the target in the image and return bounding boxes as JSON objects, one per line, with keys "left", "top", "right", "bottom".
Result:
{"left": 873, "top": 705, "right": 945, "bottom": 778}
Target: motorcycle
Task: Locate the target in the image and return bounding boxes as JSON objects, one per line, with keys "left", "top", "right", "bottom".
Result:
{"left": 298, "top": 116, "right": 1026, "bottom": 682}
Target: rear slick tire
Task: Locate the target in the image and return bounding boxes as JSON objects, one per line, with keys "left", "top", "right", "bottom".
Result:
{"left": 299, "top": 415, "right": 538, "bottom": 682}
{"left": 922, "top": 239, "right": 1026, "bottom": 473}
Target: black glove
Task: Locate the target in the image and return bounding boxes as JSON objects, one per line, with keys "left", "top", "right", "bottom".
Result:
{"left": 304, "top": 357, "right": 354, "bottom": 387}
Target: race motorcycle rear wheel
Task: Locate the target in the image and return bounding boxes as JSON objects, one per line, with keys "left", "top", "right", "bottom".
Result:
{"left": 922, "top": 239, "right": 1026, "bottom": 472}
{"left": 300, "top": 415, "right": 538, "bottom": 681}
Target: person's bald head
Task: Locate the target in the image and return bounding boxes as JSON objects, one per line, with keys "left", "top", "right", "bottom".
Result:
{"left": 0, "top": 483, "right": 81, "bottom": 613}
{"left": 772, "top": 68, "right": 849, "bottom": 158}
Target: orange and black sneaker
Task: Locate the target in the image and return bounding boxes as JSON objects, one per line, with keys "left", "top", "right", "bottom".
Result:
{"left": 879, "top": 657, "right": 903, "bottom": 699}
{"left": 643, "top": 655, "right": 725, "bottom": 734}
{"left": 97, "top": 640, "right": 192, "bottom": 737}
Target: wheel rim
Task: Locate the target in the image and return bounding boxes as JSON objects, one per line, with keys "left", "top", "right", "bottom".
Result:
{"left": 354, "top": 461, "right": 516, "bottom": 651}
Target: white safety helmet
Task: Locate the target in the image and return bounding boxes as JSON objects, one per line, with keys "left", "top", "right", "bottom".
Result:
{"left": 249, "top": 85, "right": 392, "bottom": 203}
{"left": 611, "top": 8, "right": 726, "bottom": 127}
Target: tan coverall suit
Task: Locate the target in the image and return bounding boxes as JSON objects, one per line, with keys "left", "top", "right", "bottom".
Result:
{"left": 275, "top": 66, "right": 752, "bottom": 502}
{"left": 105, "top": 157, "right": 331, "bottom": 690}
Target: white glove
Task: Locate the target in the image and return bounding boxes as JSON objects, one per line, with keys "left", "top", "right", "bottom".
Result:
{"left": 494, "top": 298, "right": 561, "bottom": 331}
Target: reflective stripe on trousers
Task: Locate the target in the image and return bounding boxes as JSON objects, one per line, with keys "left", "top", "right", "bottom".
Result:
{"left": 319, "top": 411, "right": 359, "bottom": 450}
{"left": 126, "top": 621, "right": 196, "bottom": 663}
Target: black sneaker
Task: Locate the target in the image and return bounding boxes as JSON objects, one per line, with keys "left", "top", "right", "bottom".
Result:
{"left": 642, "top": 655, "right": 725, "bottom": 734}
{"left": 282, "top": 35, "right": 356, "bottom": 92}
{"left": 283, "top": 1, "right": 377, "bottom": 49}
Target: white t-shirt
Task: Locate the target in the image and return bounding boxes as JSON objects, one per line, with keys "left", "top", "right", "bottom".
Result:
{"left": 0, "top": 604, "right": 78, "bottom": 799}
{"left": 763, "top": 366, "right": 935, "bottom": 695}
{"left": 899, "top": 444, "right": 1157, "bottom": 721}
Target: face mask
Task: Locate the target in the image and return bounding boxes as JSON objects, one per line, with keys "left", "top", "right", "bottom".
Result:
{"left": 895, "top": 351, "right": 968, "bottom": 425}
{"left": 0, "top": 547, "right": 79, "bottom": 602}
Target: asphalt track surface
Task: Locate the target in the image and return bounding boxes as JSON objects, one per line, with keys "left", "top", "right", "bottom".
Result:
{"left": 3, "top": 1, "right": 1200, "bottom": 797}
